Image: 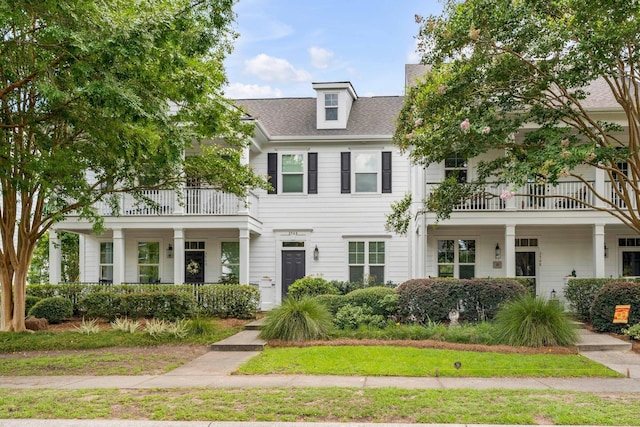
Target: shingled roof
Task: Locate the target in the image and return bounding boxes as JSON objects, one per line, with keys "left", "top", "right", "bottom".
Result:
{"left": 236, "top": 96, "right": 405, "bottom": 138}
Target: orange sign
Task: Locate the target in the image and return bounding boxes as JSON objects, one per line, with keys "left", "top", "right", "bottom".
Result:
{"left": 613, "top": 305, "right": 631, "bottom": 324}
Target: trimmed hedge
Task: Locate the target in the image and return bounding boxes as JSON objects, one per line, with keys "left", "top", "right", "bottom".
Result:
{"left": 396, "top": 278, "right": 527, "bottom": 323}
{"left": 28, "top": 297, "right": 73, "bottom": 324}
{"left": 591, "top": 281, "right": 640, "bottom": 332}
{"left": 564, "top": 278, "right": 614, "bottom": 321}
{"left": 311, "top": 294, "right": 347, "bottom": 315}
{"left": 78, "top": 291, "right": 195, "bottom": 321}
{"left": 198, "top": 284, "right": 259, "bottom": 319}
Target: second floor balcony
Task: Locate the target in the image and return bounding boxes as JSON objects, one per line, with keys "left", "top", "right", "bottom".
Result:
{"left": 427, "top": 180, "right": 636, "bottom": 212}
{"left": 92, "top": 188, "right": 259, "bottom": 217}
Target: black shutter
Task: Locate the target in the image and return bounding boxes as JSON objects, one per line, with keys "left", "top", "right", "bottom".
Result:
{"left": 341, "top": 152, "right": 351, "bottom": 193}
{"left": 267, "top": 153, "right": 277, "bottom": 194}
{"left": 308, "top": 152, "right": 318, "bottom": 194}
{"left": 382, "top": 151, "right": 392, "bottom": 193}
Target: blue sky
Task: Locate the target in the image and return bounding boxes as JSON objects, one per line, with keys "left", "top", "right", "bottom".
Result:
{"left": 224, "top": 0, "right": 444, "bottom": 99}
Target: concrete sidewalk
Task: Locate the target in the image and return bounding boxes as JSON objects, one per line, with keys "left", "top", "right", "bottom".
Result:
{"left": 1, "top": 326, "right": 640, "bottom": 391}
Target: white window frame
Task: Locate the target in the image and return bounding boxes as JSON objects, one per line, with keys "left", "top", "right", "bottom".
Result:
{"left": 352, "top": 152, "right": 380, "bottom": 193}
{"left": 137, "top": 241, "right": 160, "bottom": 283}
{"left": 280, "top": 152, "right": 307, "bottom": 194}
{"left": 444, "top": 153, "right": 468, "bottom": 183}
{"left": 99, "top": 241, "right": 113, "bottom": 283}
{"left": 348, "top": 240, "right": 386, "bottom": 284}
{"left": 325, "top": 93, "right": 338, "bottom": 121}
{"left": 221, "top": 241, "right": 240, "bottom": 281}
{"left": 436, "top": 238, "right": 476, "bottom": 279}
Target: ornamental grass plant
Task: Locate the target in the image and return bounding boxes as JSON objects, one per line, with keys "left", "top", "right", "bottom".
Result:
{"left": 259, "top": 297, "right": 333, "bottom": 342}
{"left": 493, "top": 294, "right": 578, "bottom": 347}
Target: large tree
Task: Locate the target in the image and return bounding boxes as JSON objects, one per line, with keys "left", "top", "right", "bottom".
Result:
{"left": 390, "top": 0, "right": 640, "bottom": 233}
{"left": 0, "top": 0, "right": 266, "bottom": 331}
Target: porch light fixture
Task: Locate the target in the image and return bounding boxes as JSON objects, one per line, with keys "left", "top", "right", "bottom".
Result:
{"left": 167, "top": 244, "right": 173, "bottom": 259}
{"left": 495, "top": 243, "right": 501, "bottom": 260}
{"left": 550, "top": 289, "right": 557, "bottom": 299}
{"left": 313, "top": 245, "right": 319, "bottom": 261}
{"left": 604, "top": 244, "right": 609, "bottom": 258}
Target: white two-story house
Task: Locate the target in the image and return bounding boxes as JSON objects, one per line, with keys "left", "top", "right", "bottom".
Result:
{"left": 49, "top": 65, "right": 639, "bottom": 306}
{"left": 49, "top": 80, "right": 410, "bottom": 308}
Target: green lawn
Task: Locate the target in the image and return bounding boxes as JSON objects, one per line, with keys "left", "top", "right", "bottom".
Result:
{"left": 1, "top": 387, "right": 639, "bottom": 424}
{"left": 235, "top": 345, "right": 621, "bottom": 377}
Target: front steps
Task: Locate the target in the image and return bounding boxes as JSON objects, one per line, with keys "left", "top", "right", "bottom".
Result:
{"left": 574, "top": 323, "right": 632, "bottom": 352}
{"left": 210, "top": 318, "right": 266, "bottom": 351}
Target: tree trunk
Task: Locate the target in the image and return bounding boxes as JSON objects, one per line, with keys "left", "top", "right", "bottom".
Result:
{"left": 1, "top": 277, "right": 12, "bottom": 331}
{"left": 11, "top": 267, "right": 28, "bottom": 332}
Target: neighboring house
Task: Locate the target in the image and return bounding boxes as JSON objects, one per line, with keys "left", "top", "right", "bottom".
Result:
{"left": 49, "top": 65, "right": 638, "bottom": 306}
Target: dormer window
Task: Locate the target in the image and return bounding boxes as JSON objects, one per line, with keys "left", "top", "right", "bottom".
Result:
{"left": 325, "top": 93, "right": 338, "bottom": 120}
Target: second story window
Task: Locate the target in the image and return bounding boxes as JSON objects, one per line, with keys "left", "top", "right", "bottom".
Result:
{"left": 325, "top": 93, "right": 338, "bottom": 120}
{"left": 354, "top": 152, "right": 378, "bottom": 192}
{"left": 282, "top": 154, "right": 305, "bottom": 193}
{"left": 444, "top": 153, "right": 468, "bottom": 183}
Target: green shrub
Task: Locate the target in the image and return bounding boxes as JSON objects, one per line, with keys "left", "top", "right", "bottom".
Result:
{"left": 287, "top": 277, "right": 337, "bottom": 299}
{"left": 187, "top": 316, "right": 216, "bottom": 335}
{"left": 311, "top": 294, "right": 347, "bottom": 315}
{"left": 591, "top": 281, "right": 640, "bottom": 332}
{"left": 344, "top": 286, "right": 397, "bottom": 316}
{"left": 28, "top": 297, "right": 73, "bottom": 324}
{"left": 396, "top": 278, "right": 526, "bottom": 324}
{"left": 328, "top": 280, "right": 397, "bottom": 295}
{"left": 78, "top": 292, "right": 122, "bottom": 320}
{"left": 259, "top": 297, "right": 333, "bottom": 341}
{"left": 493, "top": 294, "right": 578, "bottom": 347}
{"left": 198, "top": 284, "right": 260, "bottom": 319}
{"left": 25, "top": 295, "right": 42, "bottom": 315}
{"left": 27, "top": 283, "right": 95, "bottom": 315}
{"left": 564, "top": 278, "right": 613, "bottom": 321}
{"left": 623, "top": 324, "right": 640, "bottom": 340}
{"left": 333, "top": 304, "right": 388, "bottom": 330}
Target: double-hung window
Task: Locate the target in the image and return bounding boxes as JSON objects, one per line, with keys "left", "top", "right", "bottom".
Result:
{"left": 348, "top": 241, "right": 385, "bottom": 284}
{"left": 325, "top": 93, "right": 338, "bottom": 120}
{"left": 340, "top": 152, "right": 392, "bottom": 194}
{"left": 267, "top": 152, "right": 318, "bottom": 194}
{"left": 99, "top": 242, "right": 113, "bottom": 283}
{"left": 138, "top": 242, "right": 160, "bottom": 283}
{"left": 354, "top": 152, "right": 378, "bottom": 192}
{"left": 281, "top": 154, "right": 304, "bottom": 193}
{"left": 444, "top": 153, "right": 468, "bottom": 183}
{"left": 437, "top": 239, "right": 475, "bottom": 279}
{"left": 221, "top": 242, "right": 240, "bottom": 281}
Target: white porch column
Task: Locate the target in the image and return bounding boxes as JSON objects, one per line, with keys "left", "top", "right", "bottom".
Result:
{"left": 173, "top": 228, "right": 185, "bottom": 284}
{"left": 48, "top": 229, "right": 61, "bottom": 284}
{"left": 78, "top": 235, "right": 86, "bottom": 283}
{"left": 113, "top": 228, "right": 125, "bottom": 285}
{"left": 239, "top": 228, "right": 250, "bottom": 284}
{"left": 593, "top": 224, "right": 606, "bottom": 278}
{"left": 505, "top": 225, "right": 516, "bottom": 277}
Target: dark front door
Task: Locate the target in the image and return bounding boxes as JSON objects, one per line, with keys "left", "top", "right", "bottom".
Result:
{"left": 282, "top": 250, "right": 305, "bottom": 297}
{"left": 185, "top": 251, "right": 205, "bottom": 283}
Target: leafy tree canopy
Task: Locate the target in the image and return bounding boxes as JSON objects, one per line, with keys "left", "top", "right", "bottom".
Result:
{"left": 0, "top": 0, "right": 267, "bottom": 331}
{"left": 391, "top": 0, "right": 640, "bottom": 232}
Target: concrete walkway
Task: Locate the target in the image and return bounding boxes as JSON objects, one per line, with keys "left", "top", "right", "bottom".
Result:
{"left": 2, "top": 325, "right": 640, "bottom": 391}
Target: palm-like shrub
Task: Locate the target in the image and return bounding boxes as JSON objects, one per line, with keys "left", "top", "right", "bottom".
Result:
{"left": 259, "top": 297, "right": 333, "bottom": 342}
{"left": 493, "top": 294, "right": 578, "bottom": 347}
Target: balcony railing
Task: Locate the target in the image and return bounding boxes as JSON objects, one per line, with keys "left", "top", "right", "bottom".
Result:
{"left": 94, "top": 189, "right": 259, "bottom": 217}
{"left": 428, "top": 181, "right": 601, "bottom": 212}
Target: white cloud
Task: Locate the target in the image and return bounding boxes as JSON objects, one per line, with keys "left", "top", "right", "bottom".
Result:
{"left": 309, "top": 47, "right": 334, "bottom": 69}
{"left": 224, "top": 83, "right": 283, "bottom": 99}
{"left": 245, "top": 54, "right": 312, "bottom": 83}
{"left": 406, "top": 39, "right": 422, "bottom": 64}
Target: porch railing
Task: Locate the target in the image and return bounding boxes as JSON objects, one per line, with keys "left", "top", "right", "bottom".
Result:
{"left": 94, "top": 189, "right": 259, "bottom": 217}
{"left": 427, "top": 181, "right": 598, "bottom": 212}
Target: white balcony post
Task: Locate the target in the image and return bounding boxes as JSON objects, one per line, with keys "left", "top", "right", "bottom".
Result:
{"left": 48, "top": 229, "right": 61, "bottom": 284}
{"left": 594, "top": 166, "right": 605, "bottom": 208}
{"left": 113, "top": 228, "right": 125, "bottom": 285}
{"left": 173, "top": 188, "right": 184, "bottom": 215}
{"left": 173, "top": 228, "right": 185, "bottom": 284}
{"left": 593, "top": 224, "right": 606, "bottom": 278}
{"left": 239, "top": 228, "right": 250, "bottom": 285}
{"left": 505, "top": 225, "right": 516, "bottom": 277}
